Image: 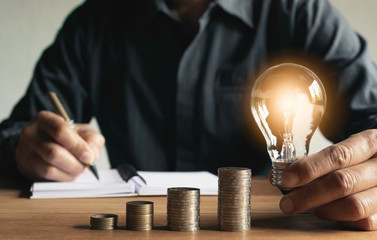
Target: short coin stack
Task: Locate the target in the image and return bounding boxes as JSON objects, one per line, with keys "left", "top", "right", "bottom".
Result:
{"left": 90, "top": 214, "right": 118, "bottom": 230}
{"left": 167, "top": 187, "right": 200, "bottom": 231}
{"left": 218, "top": 167, "right": 252, "bottom": 232}
{"left": 126, "top": 201, "right": 154, "bottom": 231}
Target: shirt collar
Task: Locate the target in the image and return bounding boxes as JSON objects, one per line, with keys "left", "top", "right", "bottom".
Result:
{"left": 149, "top": 0, "right": 254, "bottom": 28}
{"left": 216, "top": 0, "right": 254, "bottom": 28}
{"left": 154, "top": 0, "right": 181, "bottom": 22}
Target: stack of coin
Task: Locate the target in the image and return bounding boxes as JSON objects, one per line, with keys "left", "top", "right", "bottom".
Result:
{"left": 218, "top": 167, "right": 252, "bottom": 232}
{"left": 167, "top": 187, "right": 200, "bottom": 231}
{"left": 126, "top": 201, "right": 154, "bottom": 231}
{"left": 90, "top": 214, "right": 118, "bottom": 230}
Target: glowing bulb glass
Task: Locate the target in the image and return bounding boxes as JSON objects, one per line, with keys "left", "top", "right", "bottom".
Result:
{"left": 250, "top": 63, "right": 326, "bottom": 192}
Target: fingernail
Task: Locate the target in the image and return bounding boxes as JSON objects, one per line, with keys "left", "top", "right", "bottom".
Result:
{"left": 94, "top": 135, "right": 105, "bottom": 145}
{"left": 280, "top": 196, "right": 294, "bottom": 214}
{"left": 80, "top": 151, "right": 94, "bottom": 165}
{"left": 282, "top": 171, "right": 298, "bottom": 187}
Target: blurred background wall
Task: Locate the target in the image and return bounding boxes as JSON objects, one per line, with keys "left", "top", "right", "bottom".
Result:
{"left": 0, "top": 0, "right": 376, "bottom": 170}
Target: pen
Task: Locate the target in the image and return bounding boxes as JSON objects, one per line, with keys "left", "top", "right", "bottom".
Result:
{"left": 47, "top": 91, "right": 100, "bottom": 181}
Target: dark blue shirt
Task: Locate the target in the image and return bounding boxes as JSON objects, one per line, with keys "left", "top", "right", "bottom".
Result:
{"left": 1, "top": 0, "right": 377, "bottom": 177}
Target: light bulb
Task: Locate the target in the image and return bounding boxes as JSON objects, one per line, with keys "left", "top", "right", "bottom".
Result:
{"left": 250, "top": 63, "right": 326, "bottom": 193}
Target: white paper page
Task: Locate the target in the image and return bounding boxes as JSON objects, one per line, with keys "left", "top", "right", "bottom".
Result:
{"left": 31, "top": 169, "right": 135, "bottom": 199}
{"left": 136, "top": 171, "right": 218, "bottom": 195}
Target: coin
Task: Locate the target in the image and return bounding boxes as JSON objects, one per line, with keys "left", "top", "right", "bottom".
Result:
{"left": 167, "top": 187, "right": 200, "bottom": 232}
{"left": 217, "top": 167, "right": 252, "bottom": 232}
{"left": 126, "top": 201, "right": 154, "bottom": 231}
{"left": 90, "top": 214, "right": 118, "bottom": 230}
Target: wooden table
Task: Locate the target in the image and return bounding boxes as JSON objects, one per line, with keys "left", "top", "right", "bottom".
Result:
{"left": 1, "top": 178, "right": 376, "bottom": 239}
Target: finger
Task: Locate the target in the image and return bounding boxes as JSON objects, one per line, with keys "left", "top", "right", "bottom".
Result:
{"left": 282, "top": 129, "right": 377, "bottom": 188}
{"left": 34, "top": 158, "right": 79, "bottom": 182}
{"left": 76, "top": 124, "right": 105, "bottom": 159}
{"left": 75, "top": 124, "right": 105, "bottom": 159}
{"left": 279, "top": 158, "right": 377, "bottom": 215}
{"left": 35, "top": 111, "right": 95, "bottom": 164}
{"left": 32, "top": 140, "right": 86, "bottom": 176}
{"left": 340, "top": 214, "right": 377, "bottom": 231}
{"left": 18, "top": 152, "right": 77, "bottom": 182}
{"left": 311, "top": 187, "right": 377, "bottom": 222}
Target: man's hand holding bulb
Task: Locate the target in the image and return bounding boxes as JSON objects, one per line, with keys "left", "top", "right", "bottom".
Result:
{"left": 251, "top": 63, "right": 377, "bottom": 230}
{"left": 279, "top": 129, "right": 377, "bottom": 230}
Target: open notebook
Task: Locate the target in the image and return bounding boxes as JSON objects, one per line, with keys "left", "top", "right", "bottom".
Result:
{"left": 30, "top": 167, "right": 218, "bottom": 199}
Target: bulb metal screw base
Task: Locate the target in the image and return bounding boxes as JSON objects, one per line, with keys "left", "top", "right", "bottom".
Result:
{"left": 272, "top": 161, "right": 293, "bottom": 195}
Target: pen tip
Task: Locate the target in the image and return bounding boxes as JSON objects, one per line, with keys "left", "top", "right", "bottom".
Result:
{"left": 88, "top": 164, "right": 100, "bottom": 181}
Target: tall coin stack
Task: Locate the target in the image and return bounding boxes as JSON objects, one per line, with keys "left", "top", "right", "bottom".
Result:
{"left": 90, "top": 214, "right": 118, "bottom": 230}
{"left": 167, "top": 187, "right": 200, "bottom": 231}
{"left": 218, "top": 167, "right": 252, "bottom": 232}
{"left": 126, "top": 201, "right": 154, "bottom": 231}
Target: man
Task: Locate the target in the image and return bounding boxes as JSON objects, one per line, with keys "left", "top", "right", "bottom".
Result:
{"left": 1, "top": 0, "right": 377, "bottom": 230}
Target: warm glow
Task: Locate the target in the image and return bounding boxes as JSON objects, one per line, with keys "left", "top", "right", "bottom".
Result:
{"left": 279, "top": 93, "right": 298, "bottom": 115}
{"left": 251, "top": 63, "right": 326, "bottom": 161}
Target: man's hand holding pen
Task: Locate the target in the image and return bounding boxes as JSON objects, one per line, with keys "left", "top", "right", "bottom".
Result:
{"left": 15, "top": 111, "right": 105, "bottom": 181}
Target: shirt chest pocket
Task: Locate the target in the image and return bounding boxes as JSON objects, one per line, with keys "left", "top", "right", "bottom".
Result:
{"left": 212, "top": 67, "right": 254, "bottom": 135}
{"left": 215, "top": 67, "right": 253, "bottom": 92}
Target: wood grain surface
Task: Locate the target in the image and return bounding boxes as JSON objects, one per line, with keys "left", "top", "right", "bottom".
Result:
{"left": 1, "top": 178, "right": 376, "bottom": 239}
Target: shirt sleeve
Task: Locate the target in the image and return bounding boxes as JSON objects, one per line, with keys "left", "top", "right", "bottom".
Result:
{"left": 0, "top": 1, "right": 92, "bottom": 178}
{"left": 291, "top": 0, "right": 377, "bottom": 142}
